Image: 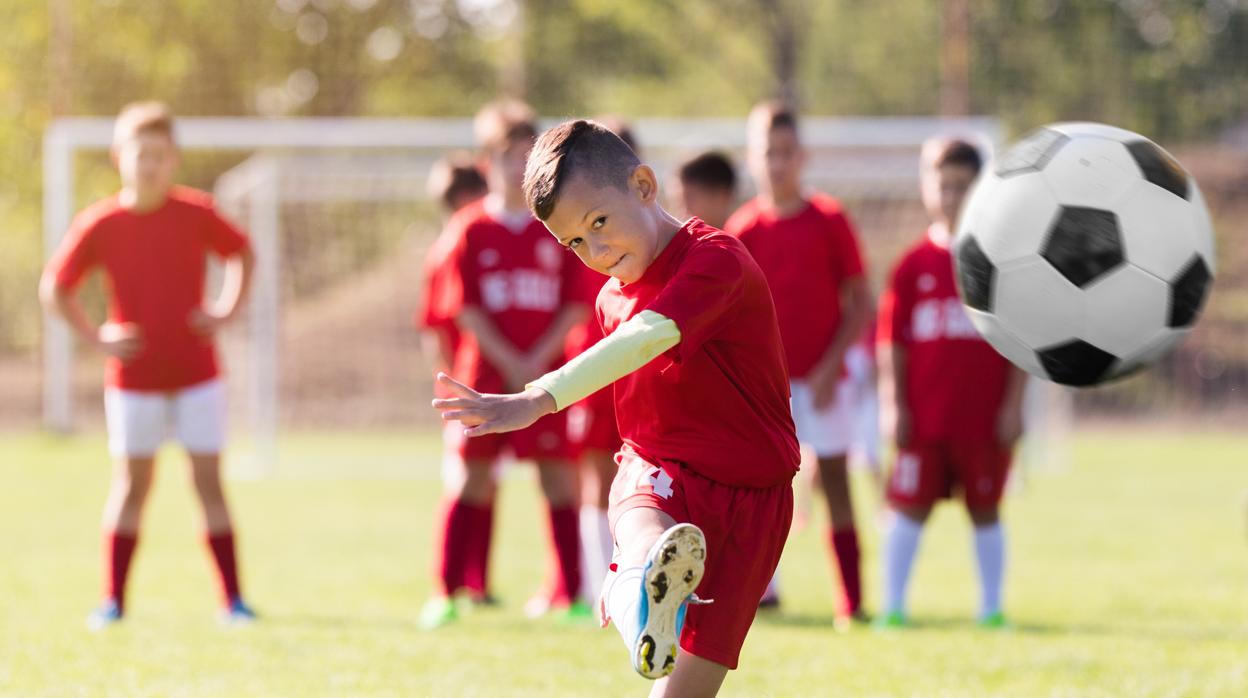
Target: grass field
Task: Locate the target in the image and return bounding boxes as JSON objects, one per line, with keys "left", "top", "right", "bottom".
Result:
{"left": 2, "top": 429, "right": 1246, "bottom": 697}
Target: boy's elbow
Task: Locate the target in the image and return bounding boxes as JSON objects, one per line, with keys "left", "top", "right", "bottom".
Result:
{"left": 38, "top": 275, "right": 63, "bottom": 309}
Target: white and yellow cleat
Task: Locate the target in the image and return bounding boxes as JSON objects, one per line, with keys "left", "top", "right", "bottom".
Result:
{"left": 631, "top": 523, "right": 709, "bottom": 680}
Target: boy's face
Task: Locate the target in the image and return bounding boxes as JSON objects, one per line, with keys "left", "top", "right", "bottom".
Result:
{"left": 113, "top": 130, "right": 178, "bottom": 194}
{"left": 921, "top": 162, "right": 978, "bottom": 228}
{"left": 748, "top": 125, "right": 804, "bottom": 196}
{"left": 677, "top": 181, "right": 734, "bottom": 230}
{"left": 488, "top": 136, "right": 536, "bottom": 192}
{"left": 542, "top": 166, "right": 662, "bottom": 284}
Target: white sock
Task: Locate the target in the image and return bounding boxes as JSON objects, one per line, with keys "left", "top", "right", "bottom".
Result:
{"left": 974, "top": 522, "right": 1005, "bottom": 618}
{"left": 579, "top": 507, "right": 613, "bottom": 604}
{"left": 883, "top": 512, "right": 924, "bottom": 616}
{"left": 605, "top": 565, "right": 646, "bottom": 648}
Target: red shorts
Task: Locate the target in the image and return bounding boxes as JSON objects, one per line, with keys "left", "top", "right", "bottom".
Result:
{"left": 454, "top": 410, "right": 572, "bottom": 462}
{"left": 886, "top": 440, "right": 1013, "bottom": 509}
{"left": 567, "top": 388, "right": 620, "bottom": 454}
{"left": 607, "top": 447, "right": 794, "bottom": 670}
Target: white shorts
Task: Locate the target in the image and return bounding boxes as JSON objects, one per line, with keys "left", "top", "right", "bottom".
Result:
{"left": 104, "top": 379, "right": 227, "bottom": 458}
{"left": 789, "top": 378, "right": 854, "bottom": 458}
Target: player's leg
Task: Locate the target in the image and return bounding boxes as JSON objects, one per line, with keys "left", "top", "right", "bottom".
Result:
{"left": 956, "top": 441, "right": 1013, "bottom": 626}
{"left": 536, "top": 457, "right": 582, "bottom": 612}
{"left": 176, "top": 380, "right": 254, "bottom": 622}
{"left": 91, "top": 388, "right": 163, "bottom": 628}
{"left": 878, "top": 445, "right": 943, "bottom": 627}
{"left": 579, "top": 447, "right": 616, "bottom": 607}
{"left": 816, "top": 453, "right": 863, "bottom": 621}
{"left": 649, "top": 652, "right": 728, "bottom": 698}
{"left": 422, "top": 448, "right": 498, "bottom": 629}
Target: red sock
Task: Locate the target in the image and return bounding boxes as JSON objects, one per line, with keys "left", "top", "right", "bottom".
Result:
{"left": 830, "top": 527, "right": 862, "bottom": 615}
{"left": 435, "top": 498, "right": 472, "bottom": 596}
{"left": 546, "top": 505, "right": 581, "bottom": 605}
{"left": 206, "top": 531, "right": 242, "bottom": 605}
{"left": 462, "top": 501, "right": 494, "bottom": 597}
{"left": 104, "top": 531, "right": 138, "bottom": 611}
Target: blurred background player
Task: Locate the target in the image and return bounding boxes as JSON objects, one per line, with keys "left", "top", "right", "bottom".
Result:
{"left": 416, "top": 151, "right": 491, "bottom": 601}
{"left": 875, "top": 137, "right": 1027, "bottom": 629}
{"left": 673, "top": 151, "right": 738, "bottom": 229}
{"left": 559, "top": 117, "right": 641, "bottom": 614}
{"left": 726, "top": 101, "right": 872, "bottom": 622}
{"left": 419, "top": 100, "right": 589, "bottom": 628}
{"left": 39, "top": 101, "right": 258, "bottom": 629}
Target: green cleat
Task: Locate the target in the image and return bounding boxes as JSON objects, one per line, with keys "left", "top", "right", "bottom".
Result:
{"left": 978, "top": 611, "right": 1010, "bottom": 630}
{"left": 418, "top": 596, "right": 459, "bottom": 630}
{"left": 872, "top": 610, "right": 909, "bottom": 630}
{"left": 559, "top": 599, "right": 596, "bottom": 625}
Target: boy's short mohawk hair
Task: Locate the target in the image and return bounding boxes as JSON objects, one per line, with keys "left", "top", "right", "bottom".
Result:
{"left": 474, "top": 98, "right": 538, "bottom": 153}
{"left": 921, "top": 137, "right": 983, "bottom": 176}
{"left": 113, "top": 100, "right": 174, "bottom": 147}
{"left": 523, "top": 119, "right": 641, "bottom": 221}
{"left": 679, "top": 151, "right": 737, "bottom": 193}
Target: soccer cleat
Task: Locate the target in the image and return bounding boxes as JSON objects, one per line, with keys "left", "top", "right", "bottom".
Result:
{"left": 833, "top": 608, "right": 872, "bottom": 633}
{"left": 418, "top": 596, "right": 458, "bottom": 630}
{"left": 86, "top": 599, "right": 123, "bottom": 631}
{"left": 978, "top": 611, "right": 1010, "bottom": 630}
{"left": 872, "top": 610, "right": 909, "bottom": 631}
{"left": 219, "top": 597, "right": 259, "bottom": 626}
{"left": 631, "top": 523, "right": 708, "bottom": 680}
{"left": 559, "top": 599, "right": 596, "bottom": 625}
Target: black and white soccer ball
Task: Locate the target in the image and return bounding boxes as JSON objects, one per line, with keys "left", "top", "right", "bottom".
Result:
{"left": 954, "top": 122, "right": 1215, "bottom": 387}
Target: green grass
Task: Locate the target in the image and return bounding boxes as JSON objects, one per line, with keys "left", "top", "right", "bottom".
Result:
{"left": 2, "top": 429, "right": 1246, "bottom": 697}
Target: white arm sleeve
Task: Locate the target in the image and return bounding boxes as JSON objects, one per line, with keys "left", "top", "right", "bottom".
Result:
{"left": 527, "top": 310, "right": 680, "bottom": 412}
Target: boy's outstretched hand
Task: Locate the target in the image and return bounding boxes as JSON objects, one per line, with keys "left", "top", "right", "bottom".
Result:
{"left": 431, "top": 372, "right": 557, "bottom": 437}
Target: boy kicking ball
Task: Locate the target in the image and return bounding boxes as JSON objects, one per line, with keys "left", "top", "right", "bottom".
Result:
{"left": 433, "top": 120, "right": 799, "bottom": 696}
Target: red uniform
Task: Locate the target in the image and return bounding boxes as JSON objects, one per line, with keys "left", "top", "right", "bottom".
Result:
{"left": 725, "top": 193, "right": 865, "bottom": 379}
{"left": 600, "top": 218, "right": 799, "bottom": 669}
{"left": 564, "top": 263, "right": 620, "bottom": 454}
{"left": 439, "top": 200, "right": 582, "bottom": 461}
{"left": 46, "top": 187, "right": 250, "bottom": 391}
{"left": 878, "top": 228, "right": 1014, "bottom": 508}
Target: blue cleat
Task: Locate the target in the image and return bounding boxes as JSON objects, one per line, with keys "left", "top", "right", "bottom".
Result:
{"left": 86, "top": 598, "right": 123, "bottom": 631}
{"left": 219, "top": 597, "right": 259, "bottom": 626}
{"left": 631, "top": 524, "right": 709, "bottom": 680}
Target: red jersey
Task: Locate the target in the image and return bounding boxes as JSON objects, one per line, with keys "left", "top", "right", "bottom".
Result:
{"left": 725, "top": 193, "right": 866, "bottom": 378}
{"left": 418, "top": 217, "right": 469, "bottom": 354}
{"left": 441, "top": 200, "right": 582, "bottom": 393}
{"left": 598, "top": 218, "right": 799, "bottom": 488}
{"left": 46, "top": 186, "right": 250, "bottom": 391}
{"left": 877, "top": 228, "right": 1011, "bottom": 443}
{"left": 564, "top": 262, "right": 610, "bottom": 356}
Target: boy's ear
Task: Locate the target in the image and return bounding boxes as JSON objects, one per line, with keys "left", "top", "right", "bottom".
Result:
{"left": 631, "top": 164, "right": 659, "bottom": 205}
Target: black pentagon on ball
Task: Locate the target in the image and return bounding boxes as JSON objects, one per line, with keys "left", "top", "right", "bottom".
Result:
{"left": 1036, "top": 339, "right": 1118, "bottom": 387}
{"left": 995, "top": 128, "right": 1069, "bottom": 177}
{"left": 1126, "top": 141, "right": 1189, "bottom": 200}
{"left": 954, "top": 235, "right": 995, "bottom": 312}
{"left": 1040, "top": 206, "right": 1125, "bottom": 288}
{"left": 1168, "top": 255, "right": 1212, "bottom": 327}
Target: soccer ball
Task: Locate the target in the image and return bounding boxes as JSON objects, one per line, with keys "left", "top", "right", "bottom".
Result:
{"left": 953, "top": 122, "right": 1216, "bottom": 387}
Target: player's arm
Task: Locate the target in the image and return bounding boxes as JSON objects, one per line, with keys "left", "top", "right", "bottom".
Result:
{"left": 39, "top": 262, "right": 143, "bottom": 361}
{"left": 455, "top": 306, "right": 530, "bottom": 389}
{"left": 521, "top": 302, "right": 590, "bottom": 371}
{"left": 997, "top": 364, "right": 1028, "bottom": 446}
{"left": 434, "top": 310, "right": 679, "bottom": 436}
{"left": 878, "top": 341, "right": 911, "bottom": 448}
{"left": 809, "top": 274, "right": 872, "bottom": 407}
{"left": 420, "top": 327, "right": 455, "bottom": 375}
{"left": 189, "top": 245, "right": 256, "bottom": 337}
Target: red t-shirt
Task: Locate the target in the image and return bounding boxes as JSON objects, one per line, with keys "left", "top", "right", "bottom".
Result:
{"left": 599, "top": 218, "right": 800, "bottom": 488}
{"left": 726, "top": 193, "right": 866, "bottom": 378}
{"left": 46, "top": 187, "right": 250, "bottom": 391}
{"left": 440, "top": 200, "right": 582, "bottom": 393}
{"left": 418, "top": 217, "right": 469, "bottom": 354}
{"left": 564, "top": 262, "right": 610, "bottom": 356}
{"left": 877, "top": 229, "right": 1011, "bottom": 443}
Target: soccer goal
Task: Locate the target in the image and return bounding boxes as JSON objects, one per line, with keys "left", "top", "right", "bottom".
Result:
{"left": 43, "top": 115, "right": 1067, "bottom": 474}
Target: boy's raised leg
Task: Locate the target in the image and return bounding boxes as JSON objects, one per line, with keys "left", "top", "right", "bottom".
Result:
{"left": 648, "top": 652, "right": 729, "bottom": 698}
